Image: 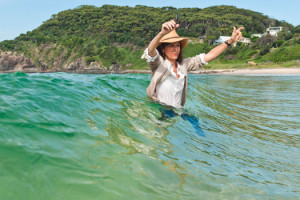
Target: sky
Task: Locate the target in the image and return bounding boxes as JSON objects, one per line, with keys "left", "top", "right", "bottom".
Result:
{"left": 0, "top": 0, "right": 299, "bottom": 42}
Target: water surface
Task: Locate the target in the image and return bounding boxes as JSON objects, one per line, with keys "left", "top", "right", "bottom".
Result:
{"left": 0, "top": 72, "right": 299, "bottom": 199}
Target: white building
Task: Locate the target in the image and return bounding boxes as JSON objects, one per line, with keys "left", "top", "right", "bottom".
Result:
{"left": 239, "top": 37, "right": 251, "bottom": 45}
{"left": 213, "top": 36, "right": 232, "bottom": 45}
{"left": 266, "top": 27, "right": 283, "bottom": 36}
{"left": 214, "top": 36, "right": 251, "bottom": 46}
{"left": 251, "top": 33, "right": 263, "bottom": 38}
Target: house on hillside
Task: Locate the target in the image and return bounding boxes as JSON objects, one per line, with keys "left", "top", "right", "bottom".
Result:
{"left": 239, "top": 37, "right": 251, "bottom": 45}
{"left": 213, "top": 36, "right": 233, "bottom": 46}
{"left": 251, "top": 33, "right": 263, "bottom": 38}
{"left": 214, "top": 36, "right": 251, "bottom": 46}
{"left": 266, "top": 27, "right": 283, "bottom": 36}
{"left": 250, "top": 27, "right": 283, "bottom": 38}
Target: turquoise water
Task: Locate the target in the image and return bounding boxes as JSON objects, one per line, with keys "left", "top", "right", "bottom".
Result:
{"left": 0, "top": 72, "right": 299, "bottom": 199}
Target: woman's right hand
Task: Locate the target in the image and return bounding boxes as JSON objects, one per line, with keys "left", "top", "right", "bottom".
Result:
{"left": 147, "top": 20, "right": 179, "bottom": 57}
{"left": 161, "top": 20, "right": 179, "bottom": 35}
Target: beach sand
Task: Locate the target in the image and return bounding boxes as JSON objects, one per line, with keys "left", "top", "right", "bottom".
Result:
{"left": 190, "top": 68, "right": 300, "bottom": 75}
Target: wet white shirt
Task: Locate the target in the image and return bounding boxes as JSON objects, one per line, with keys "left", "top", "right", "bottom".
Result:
{"left": 156, "top": 60, "right": 185, "bottom": 108}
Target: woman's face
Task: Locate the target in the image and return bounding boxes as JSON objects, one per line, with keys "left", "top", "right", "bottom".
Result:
{"left": 163, "top": 41, "right": 181, "bottom": 62}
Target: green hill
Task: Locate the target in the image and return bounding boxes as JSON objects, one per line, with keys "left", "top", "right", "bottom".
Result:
{"left": 0, "top": 5, "right": 299, "bottom": 72}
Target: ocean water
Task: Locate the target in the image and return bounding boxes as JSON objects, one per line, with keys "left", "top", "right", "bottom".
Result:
{"left": 0, "top": 72, "right": 299, "bottom": 199}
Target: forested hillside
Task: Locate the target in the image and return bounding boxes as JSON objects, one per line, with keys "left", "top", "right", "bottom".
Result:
{"left": 0, "top": 5, "right": 299, "bottom": 71}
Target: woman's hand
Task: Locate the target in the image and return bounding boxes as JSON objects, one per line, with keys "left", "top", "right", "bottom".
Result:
{"left": 147, "top": 20, "right": 179, "bottom": 57}
{"left": 228, "top": 27, "right": 245, "bottom": 44}
{"left": 161, "top": 20, "right": 179, "bottom": 35}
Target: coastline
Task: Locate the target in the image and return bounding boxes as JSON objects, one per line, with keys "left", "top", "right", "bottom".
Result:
{"left": 2, "top": 51, "right": 300, "bottom": 75}
{"left": 1, "top": 67, "right": 300, "bottom": 75}
{"left": 190, "top": 67, "right": 300, "bottom": 75}
{"left": 121, "top": 68, "right": 300, "bottom": 75}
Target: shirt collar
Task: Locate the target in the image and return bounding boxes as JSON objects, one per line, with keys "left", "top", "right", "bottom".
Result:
{"left": 165, "top": 59, "right": 182, "bottom": 75}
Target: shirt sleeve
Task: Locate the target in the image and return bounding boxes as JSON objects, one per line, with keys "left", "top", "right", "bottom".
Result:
{"left": 141, "top": 48, "right": 159, "bottom": 63}
{"left": 198, "top": 53, "right": 208, "bottom": 65}
{"left": 183, "top": 53, "right": 207, "bottom": 72}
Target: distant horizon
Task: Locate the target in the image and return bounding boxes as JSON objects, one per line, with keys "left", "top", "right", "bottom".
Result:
{"left": 0, "top": 0, "right": 299, "bottom": 42}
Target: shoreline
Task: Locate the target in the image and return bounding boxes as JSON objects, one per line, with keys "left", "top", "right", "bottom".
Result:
{"left": 190, "top": 67, "right": 300, "bottom": 75}
{"left": 1, "top": 67, "right": 300, "bottom": 75}
{"left": 108, "top": 67, "right": 300, "bottom": 75}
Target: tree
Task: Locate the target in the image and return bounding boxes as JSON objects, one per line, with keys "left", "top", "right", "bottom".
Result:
{"left": 255, "top": 34, "right": 277, "bottom": 47}
{"left": 241, "top": 30, "right": 251, "bottom": 38}
{"left": 205, "top": 27, "right": 220, "bottom": 45}
{"left": 294, "top": 25, "right": 300, "bottom": 33}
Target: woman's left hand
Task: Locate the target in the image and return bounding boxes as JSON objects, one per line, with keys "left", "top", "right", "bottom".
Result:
{"left": 228, "top": 27, "right": 244, "bottom": 44}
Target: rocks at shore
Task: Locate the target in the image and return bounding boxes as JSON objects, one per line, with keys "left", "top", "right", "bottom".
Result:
{"left": 0, "top": 51, "right": 38, "bottom": 72}
{"left": 0, "top": 51, "right": 129, "bottom": 74}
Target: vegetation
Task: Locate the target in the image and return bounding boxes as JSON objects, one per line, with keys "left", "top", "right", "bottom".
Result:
{"left": 0, "top": 4, "right": 299, "bottom": 70}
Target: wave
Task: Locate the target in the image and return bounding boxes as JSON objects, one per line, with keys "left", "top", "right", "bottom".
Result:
{"left": 0, "top": 72, "right": 299, "bottom": 199}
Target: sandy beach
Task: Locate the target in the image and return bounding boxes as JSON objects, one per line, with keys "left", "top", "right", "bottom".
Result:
{"left": 189, "top": 68, "right": 300, "bottom": 75}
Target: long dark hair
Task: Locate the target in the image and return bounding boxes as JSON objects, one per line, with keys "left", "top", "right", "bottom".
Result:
{"left": 157, "top": 43, "right": 184, "bottom": 64}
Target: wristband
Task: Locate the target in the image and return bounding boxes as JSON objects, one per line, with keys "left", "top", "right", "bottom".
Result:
{"left": 225, "top": 40, "right": 231, "bottom": 47}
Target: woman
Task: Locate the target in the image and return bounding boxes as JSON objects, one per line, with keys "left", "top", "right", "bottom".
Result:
{"left": 143, "top": 20, "right": 244, "bottom": 108}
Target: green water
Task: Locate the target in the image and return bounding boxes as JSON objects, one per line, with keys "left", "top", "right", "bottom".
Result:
{"left": 0, "top": 72, "right": 299, "bottom": 199}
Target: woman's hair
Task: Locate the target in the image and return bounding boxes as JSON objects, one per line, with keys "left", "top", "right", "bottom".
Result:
{"left": 157, "top": 43, "right": 184, "bottom": 64}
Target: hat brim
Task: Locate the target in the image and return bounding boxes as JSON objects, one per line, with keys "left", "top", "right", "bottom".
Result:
{"left": 157, "top": 38, "right": 189, "bottom": 48}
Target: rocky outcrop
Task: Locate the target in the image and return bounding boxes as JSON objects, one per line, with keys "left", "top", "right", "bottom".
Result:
{"left": 0, "top": 51, "right": 124, "bottom": 74}
{"left": 109, "top": 63, "right": 120, "bottom": 71}
{"left": 0, "top": 51, "right": 39, "bottom": 72}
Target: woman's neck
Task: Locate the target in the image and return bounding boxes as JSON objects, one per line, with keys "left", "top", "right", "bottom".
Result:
{"left": 167, "top": 58, "right": 177, "bottom": 68}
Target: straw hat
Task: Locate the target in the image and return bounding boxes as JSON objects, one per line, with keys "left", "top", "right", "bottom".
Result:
{"left": 157, "top": 30, "right": 189, "bottom": 48}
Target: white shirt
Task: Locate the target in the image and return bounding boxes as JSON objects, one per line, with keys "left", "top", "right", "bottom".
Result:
{"left": 156, "top": 60, "right": 185, "bottom": 108}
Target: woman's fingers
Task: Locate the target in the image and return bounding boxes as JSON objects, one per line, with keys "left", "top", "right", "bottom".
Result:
{"left": 235, "top": 27, "right": 244, "bottom": 37}
{"left": 168, "top": 21, "right": 176, "bottom": 28}
{"left": 162, "top": 20, "right": 179, "bottom": 34}
{"left": 230, "top": 26, "right": 244, "bottom": 42}
{"left": 231, "top": 27, "right": 236, "bottom": 37}
{"left": 237, "top": 28, "right": 243, "bottom": 39}
{"left": 167, "top": 22, "right": 174, "bottom": 30}
{"left": 237, "top": 27, "right": 245, "bottom": 32}
{"left": 163, "top": 23, "right": 172, "bottom": 30}
{"left": 162, "top": 23, "right": 171, "bottom": 31}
